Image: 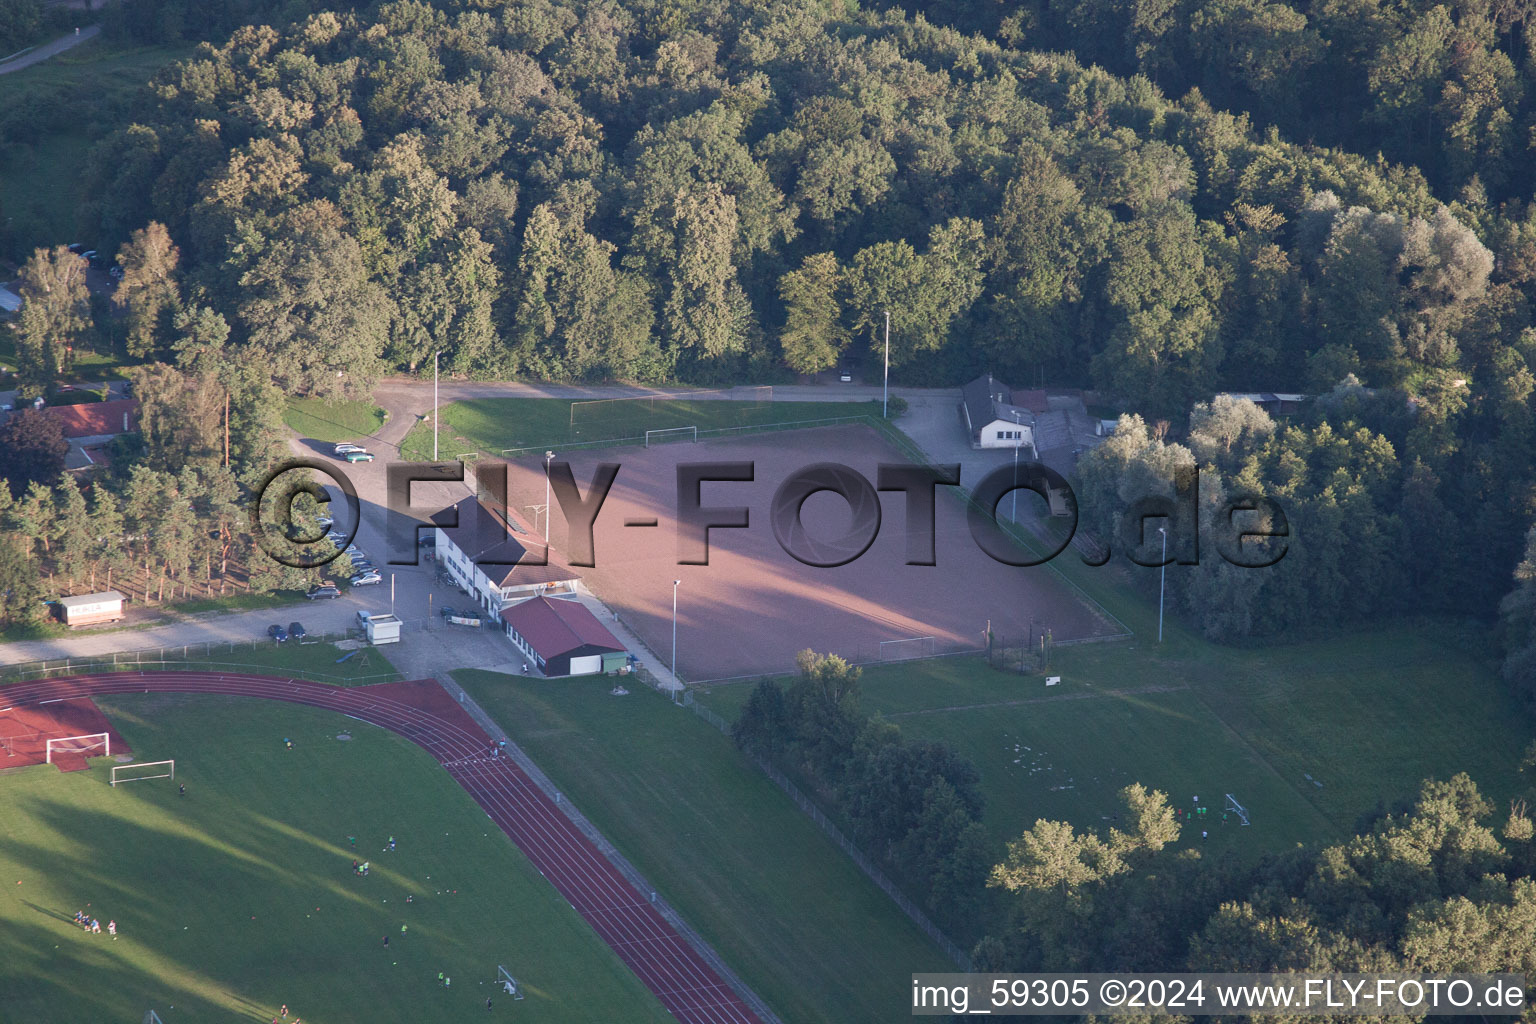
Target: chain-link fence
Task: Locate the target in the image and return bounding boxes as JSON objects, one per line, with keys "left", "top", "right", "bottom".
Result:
{"left": 0, "top": 635, "right": 399, "bottom": 687}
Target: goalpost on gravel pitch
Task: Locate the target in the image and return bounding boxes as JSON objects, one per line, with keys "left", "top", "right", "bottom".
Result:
{"left": 45, "top": 733, "right": 109, "bottom": 763}
{"left": 112, "top": 760, "right": 176, "bottom": 786}
{"left": 645, "top": 426, "right": 698, "bottom": 448}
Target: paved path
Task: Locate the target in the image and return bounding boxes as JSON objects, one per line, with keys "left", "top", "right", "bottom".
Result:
{"left": 2, "top": 671, "right": 764, "bottom": 1024}
{"left": 0, "top": 24, "right": 99, "bottom": 75}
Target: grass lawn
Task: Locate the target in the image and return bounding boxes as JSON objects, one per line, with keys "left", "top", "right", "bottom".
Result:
{"left": 399, "top": 396, "right": 881, "bottom": 460}
{"left": 0, "top": 694, "right": 674, "bottom": 1023}
{"left": 455, "top": 670, "right": 953, "bottom": 1024}
{"left": 0, "top": 38, "right": 196, "bottom": 261}
{"left": 699, "top": 623, "right": 1531, "bottom": 861}
{"left": 284, "top": 398, "right": 390, "bottom": 444}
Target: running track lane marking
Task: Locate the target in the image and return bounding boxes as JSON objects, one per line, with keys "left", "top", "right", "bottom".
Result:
{"left": 4, "top": 672, "right": 762, "bottom": 1024}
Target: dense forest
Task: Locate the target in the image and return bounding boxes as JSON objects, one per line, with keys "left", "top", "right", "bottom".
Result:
{"left": 907, "top": 0, "right": 1536, "bottom": 204}
{"left": 6, "top": 0, "right": 1536, "bottom": 665}
{"left": 5, "top": 0, "right": 1536, "bottom": 651}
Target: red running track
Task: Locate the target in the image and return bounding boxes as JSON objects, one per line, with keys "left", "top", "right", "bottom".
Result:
{"left": 1, "top": 672, "right": 761, "bottom": 1024}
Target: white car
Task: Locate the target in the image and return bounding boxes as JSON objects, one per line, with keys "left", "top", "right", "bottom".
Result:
{"left": 334, "top": 442, "right": 366, "bottom": 456}
{"left": 315, "top": 515, "right": 334, "bottom": 529}
{"left": 344, "top": 544, "right": 366, "bottom": 559}
{"left": 350, "top": 571, "right": 383, "bottom": 586}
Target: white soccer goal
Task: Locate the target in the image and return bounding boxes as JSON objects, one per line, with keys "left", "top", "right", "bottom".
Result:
{"left": 878, "top": 635, "right": 936, "bottom": 661}
{"left": 143, "top": 1010, "right": 165, "bottom": 1024}
{"left": 112, "top": 760, "right": 175, "bottom": 786}
{"left": 1225, "top": 793, "right": 1250, "bottom": 826}
{"left": 645, "top": 425, "right": 698, "bottom": 448}
{"left": 496, "top": 965, "right": 526, "bottom": 1000}
{"left": 45, "top": 732, "right": 109, "bottom": 764}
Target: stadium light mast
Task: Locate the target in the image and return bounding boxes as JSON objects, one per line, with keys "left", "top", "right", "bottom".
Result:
{"left": 1157, "top": 525, "right": 1167, "bottom": 644}
{"left": 1012, "top": 410, "right": 1021, "bottom": 523}
{"left": 433, "top": 350, "right": 440, "bottom": 462}
{"left": 543, "top": 451, "right": 555, "bottom": 538}
{"left": 671, "top": 579, "right": 682, "bottom": 684}
{"left": 882, "top": 310, "right": 890, "bottom": 418}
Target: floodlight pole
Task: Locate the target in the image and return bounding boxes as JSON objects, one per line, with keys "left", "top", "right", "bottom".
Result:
{"left": 882, "top": 310, "right": 890, "bottom": 418}
{"left": 543, "top": 451, "right": 555, "bottom": 537}
{"left": 1158, "top": 526, "right": 1167, "bottom": 644}
{"left": 433, "top": 350, "right": 440, "bottom": 462}
{"left": 671, "top": 579, "right": 681, "bottom": 683}
{"left": 1012, "top": 411, "right": 1021, "bottom": 522}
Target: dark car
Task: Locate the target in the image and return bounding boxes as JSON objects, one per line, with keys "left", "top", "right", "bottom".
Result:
{"left": 288, "top": 621, "right": 307, "bottom": 640}
{"left": 305, "top": 583, "right": 341, "bottom": 600}
{"left": 268, "top": 624, "right": 288, "bottom": 643}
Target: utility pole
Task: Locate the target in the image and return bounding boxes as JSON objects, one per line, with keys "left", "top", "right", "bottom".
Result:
{"left": 432, "top": 351, "right": 440, "bottom": 462}
{"left": 882, "top": 310, "right": 890, "bottom": 419}
{"left": 1158, "top": 526, "right": 1167, "bottom": 644}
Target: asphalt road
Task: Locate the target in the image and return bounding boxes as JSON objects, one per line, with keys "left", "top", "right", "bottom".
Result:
{"left": 0, "top": 24, "right": 99, "bottom": 75}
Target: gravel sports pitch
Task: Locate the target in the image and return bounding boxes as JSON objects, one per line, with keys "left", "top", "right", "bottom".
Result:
{"left": 503, "top": 424, "right": 1121, "bottom": 680}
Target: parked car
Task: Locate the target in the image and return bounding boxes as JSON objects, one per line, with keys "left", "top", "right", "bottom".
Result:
{"left": 343, "top": 544, "right": 365, "bottom": 558}
{"left": 344, "top": 450, "right": 374, "bottom": 463}
{"left": 350, "top": 561, "right": 376, "bottom": 575}
{"left": 334, "top": 443, "right": 366, "bottom": 456}
{"left": 288, "top": 621, "right": 307, "bottom": 640}
{"left": 838, "top": 366, "right": 853, "bottom": 382}
{"left": 315, "top": 515, "right": 334, "bottom": 529}
{"left": 325, "top": 531, "right": 348, "bottom": 546}
{"left": 305, "top": 583, "right": 341, "bottom": 600}
{"left": 267, "top": 624, "right": 288, "bottom": 643}
{"left": 67, "top": 243, "right": 85, "bottom": 254}
{"left": 350, "top": 571, "right": 383, "bottom": 586}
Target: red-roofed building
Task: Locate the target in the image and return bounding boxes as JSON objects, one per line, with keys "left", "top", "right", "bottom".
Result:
{"left": 44, "top": 399, "right": 139, "bottom": 441}
{"left": 500, "top": 596, "right": 627, "bottom": 676}
{"left": 0, "top": 399, "right": 141, "bottom": 472}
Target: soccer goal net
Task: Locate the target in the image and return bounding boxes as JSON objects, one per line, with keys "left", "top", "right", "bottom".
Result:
{"left": 645, "top": 426, "right": 698, "bottom": 448}
{"left": 112, "top": 760, "right": 175, "bottom": 786}
{"left": 877, "top": 635, "right": 936, "bottom": 661}
{"left": 143, "top": 1010, "right": 165, "bottom": 1024}
{"left": 496, "top": 965, "right": 526, "bottom": 1000}
{"left": 1225, "top": 793, "right": 1251, "bottom": 826}
{"left": 45, "top": 733, "right": 109, "bottom": 763}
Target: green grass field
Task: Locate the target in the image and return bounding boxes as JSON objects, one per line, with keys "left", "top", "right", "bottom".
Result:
{"left": 455, "top": 670, "right": 953, "bottom": 1024}
{"left": 399, "top": 395, "right": 881, "bottom": 460}
{"left": 698, "top": 623, "right": 1531, "bottom": 860}
{"left": 284, "top": 398, "right": 390, "bottom": 445}
{"left": 0, "top": 694, "right": 674, "bottom": 1023}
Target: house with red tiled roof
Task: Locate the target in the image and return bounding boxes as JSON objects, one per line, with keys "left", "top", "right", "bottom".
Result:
{"left": 44, "top": 399, "right": 139, "bottom": 441}
{"left": 500, "top": 596, "right": 626, "bottom": 676}
{"left": 0, "top": 399, "right": 141, "bottom": 472}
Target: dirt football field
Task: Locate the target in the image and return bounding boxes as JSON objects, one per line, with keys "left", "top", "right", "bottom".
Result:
{"left": 502, "top": 425, "right": 1120, "bottom": 681}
